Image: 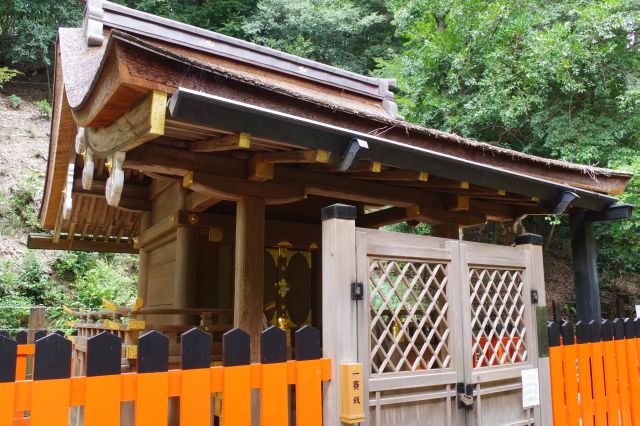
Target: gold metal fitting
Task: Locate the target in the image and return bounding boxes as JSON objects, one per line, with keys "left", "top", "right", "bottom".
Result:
{"left": 188, "top": 213, "right": 199, "bottom": 225}
{"left": 169, "top": 215, "right": 176, "bottom": 225}
{"left": 183, "top": 171, "right": 194, "bottom": 188}
{"left": 208, "top": 227, "right": 223, "bottom": 242}
{"left": 105, "top": 158, "right": 113, "bottom": 174}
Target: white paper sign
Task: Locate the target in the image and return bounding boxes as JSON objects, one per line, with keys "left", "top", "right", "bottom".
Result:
{"left": 636, "top": 305, "right": 640, "bottom": 318}
{"left": 521, "top": 368, "right": 540, "bottom": 408}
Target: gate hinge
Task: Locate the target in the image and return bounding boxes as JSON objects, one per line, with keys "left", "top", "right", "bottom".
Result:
{"left": 531, "top": 289, "right": 539, "bottom": 304}
{"left": 351, "top": 282, "right": 363, "bottom": 301}
{"left": 457, "top": 382, "right": 474, "bottom": 409}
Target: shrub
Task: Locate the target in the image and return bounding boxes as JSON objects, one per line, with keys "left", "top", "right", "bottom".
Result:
{"left": 7, "top": 94, "right": 22, "bottom": 109}
{"left": 0, "top": 67, "right": 19, "bottom": 90}
{"left": 35, "top": 99, "right": 52, "bottom": 118}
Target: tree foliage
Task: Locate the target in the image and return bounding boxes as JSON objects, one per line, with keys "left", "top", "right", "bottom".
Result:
{"left": 379, "top": 0, "right": 640, "bottom": 275}
{"left": 0, "top": 0, "right": 82, "bottom": 71}
{"left": 243, "top": 0, "right": 398, "bottom": 74}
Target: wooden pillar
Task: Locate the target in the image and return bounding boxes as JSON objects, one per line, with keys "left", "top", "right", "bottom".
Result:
{"left": 27, "top": 307, "right": 46, "bottom": 343}
{"left": 570, "top": 211, "right": 601, "bottom": 321}
{"left": 321, "top": 204, "right": 358, "bottom": 426}
{"left": 233, "top": 197, "right": 265, "bottom": 362}
{"left": 432, "top": 223, "right": 460, "bottom": 239}
{"left": 137, "top": 212, "right": 151, "bottom": 304}
{"left": 516, "top": 233, "right": 552, "bottom": 425}
{"left": 175, "top": 226, "right": 199, "bottom": 309}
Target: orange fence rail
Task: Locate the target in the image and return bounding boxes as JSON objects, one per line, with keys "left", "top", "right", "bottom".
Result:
{"left": 549, "top": 318, "right": 640, "bottom": 426}
{"left": 0, "top": 325, "right": 331, "bottom": 426}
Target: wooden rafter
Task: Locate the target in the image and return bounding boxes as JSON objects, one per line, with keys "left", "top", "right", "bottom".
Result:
{"left": 348, "top": 169, "right": 429, "bottom": 181}
{"left": 190, "top": 132, "right": 251, "bottom": 152}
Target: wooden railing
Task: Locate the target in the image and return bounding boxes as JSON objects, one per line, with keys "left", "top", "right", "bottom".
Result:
{"left": 548, "top": 318, "right": 640, "bottom": 426}
{"left": 0, "top": 325, "right": 331, "bottom": 426}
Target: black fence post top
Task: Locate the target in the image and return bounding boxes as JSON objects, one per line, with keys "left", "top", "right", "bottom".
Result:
{"left": 560, "top": 320, "right": 575, "bottom": 345}
{"left": 137, "top": 330, "right": 169, "bottom": 374}
{"left": 34, "top": 333, "right": 72, "bottom": 380}
{"left": 261, "top": 326, "right": 287, "bottom": 365}
{"left": 623, "top": 318, "right": 635, "bottom": 339}
{"left": 223, "top": 328, "right": 250, "bottom": 367}
{"left": 601, "top": 319, "right": 614, "bottom": 341}
{"left": 634, "top": 318, "right": 640, "bottom": 338}
{"left": 181, "top": 328, "right": 212, "bottom": 370}
{"left": 87, "top": 332, "right": 122, "bottom": 377}
{"left": 547, "top": 321, "right": 561, "bottom": 347}
{"left": 575, "top": 321, "right": 590, "bottom": 344}
{"left": 295, "top": 325, "right": 321, "bottom": 361}
{"left": 34, "top": 330, "right": 46, "bottom": 342}
{"left": 588, "top": 320, "right": 601, "bottom": 343}
{"left": 612, "top": 318, "right": 625, "bottom": 340}
{"left": 15, "top": 331, "right": 27, "bottom": 344}
{"left": 0, "top": 335, "right": 17, "bottom": 383}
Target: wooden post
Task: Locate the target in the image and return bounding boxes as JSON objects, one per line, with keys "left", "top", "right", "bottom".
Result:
{"left": 234, "top": 196, "right": 265, "bottom": 362}
{"left": 570, "top": 211, "right": 601, "bottom": 321}
{"left": 27, "top": 307, "right": 46, "bottom": 343}
{"left": 137, "top": 212, "right": 151, "bottom": 304}
{"left": 175, "top": 226, "right": 199, "bottom": 309}
{"left": 516, "top": 234, "right": 552, "bottom": 425}
{"left": 321, "top": 204, "right": 358, "bottom": 426}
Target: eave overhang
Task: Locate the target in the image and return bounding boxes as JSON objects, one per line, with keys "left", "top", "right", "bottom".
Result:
{"left": 169, "top": 87, "right": 624, "bottom": 213}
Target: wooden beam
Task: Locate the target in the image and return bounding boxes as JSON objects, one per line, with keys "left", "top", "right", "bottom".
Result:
{"left": 190, "top": 132, "right": 251, "bottom": 152}
{"left": 356, "top": 206, "right": 415, "bottom": 228}
{"left": 345, "top": 169, "right": 429, "bottom": 181}
{"left": 184, "top": 191, "right": 220, "bottom": 212}
{"left": 183, "top": 170, "right": 307, "bottom": 205}
{"left": 357, "top": 204, "right": 486, "bottom": 228}
{"left": 84, "top": 90, "right": 167, "bottom": 155}
{"left": 249, "top": 149, "right": 330, "bottom": 180}
{"left": 27, "top": 234, "right": 138, "bottom": 254}
{"left": 73, "top": 179, "right": 149, "bottom": 199}
{"left": 234, "top": 197, "right": 265, "bottom": 362}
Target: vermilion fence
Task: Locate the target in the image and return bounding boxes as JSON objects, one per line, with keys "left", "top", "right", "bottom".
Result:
{"left": 0, "top": 325, "right": 331, "bottom": 426}
{"left": 548, "top": 318, "right": 640, "bottom": 426}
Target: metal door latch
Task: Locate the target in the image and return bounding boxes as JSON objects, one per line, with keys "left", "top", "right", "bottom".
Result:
{"left": 457, "top": 383, "right": 474, "bottom": 409}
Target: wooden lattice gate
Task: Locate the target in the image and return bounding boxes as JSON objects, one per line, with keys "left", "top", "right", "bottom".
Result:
{"left": 354, "top": 229, "right": 549, "bottom": 426}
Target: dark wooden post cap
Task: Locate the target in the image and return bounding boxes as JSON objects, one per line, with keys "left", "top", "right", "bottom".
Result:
{"left": 612, "top": 318, "right": 625, "bottom": 340}
{"left": 261, "top": 326, "right": 287, "bottom": 364}
{"left": 0, "top": 335, "right": 17, "bottom": 383}
{"left": 548, "top": 321, "right": 561, "bottom": 347}
{"left": 15, "top": 331, "right": 27, "bottom": 344}
{"left": 34, "top": 333, "right": 72, "bottom": 380}
{"left": 87, "top": 332, "right": 122, "bottom": 377}
{"left": 575, "top": 321, "right": 589, "bottom": 344}
{"left": 295, "top": 325, "right": 321, "bottom": 361}
{"left": 321, "top": 204, "right": 356, "bottom": 221}
{"left": 223, "top": 328, "right": 250, "bottom": 367}
{"left": 137, "top": 330, "right": 169, "bottom": 373}
{"left": 181, "top": 328, "right": 212, "bottom": 370}
{"left": 560, "top": 320, "right": 575, "bottom": 345}
{"left": 515, "top": 234, "right": 543, "bottom": 246}
{"left": 623, "top": 318, "right": 635, "bottom": 339}
{"left": 601, "top": 319, "right": 614, "bottom": 341}
{"left": 588, "top": 320, "right": 601, "bottom": 343}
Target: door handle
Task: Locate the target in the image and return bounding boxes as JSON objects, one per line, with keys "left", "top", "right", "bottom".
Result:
{"left": 457, "top": 383, "right": 474, "bottom": 409}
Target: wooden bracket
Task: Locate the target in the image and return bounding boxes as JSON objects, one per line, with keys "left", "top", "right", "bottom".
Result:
{"left": 75, "top": 128, "right": 94, "bottom": 190}
{"left": 84, "top": 90, "right": 167, "bottom": 156}
{"left": 62, "top": 157, "right": 75, "bottom": 221}
{"left": 248, "top": 149, "right": 331, "bottom": 181}
{"left": 105, "top": 152, "right": 126, "bottom": 207}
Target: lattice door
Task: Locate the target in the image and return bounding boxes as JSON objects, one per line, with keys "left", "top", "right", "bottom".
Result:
{"left": 369, "top": 259, "right": 450, "bottom": 374}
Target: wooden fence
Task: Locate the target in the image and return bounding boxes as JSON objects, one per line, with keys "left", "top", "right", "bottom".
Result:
{"left": 548, "top": 318, "right": 640, "bottom": 426}
{"left": 0, "top": 325, "right": 331, "bottom": 426}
